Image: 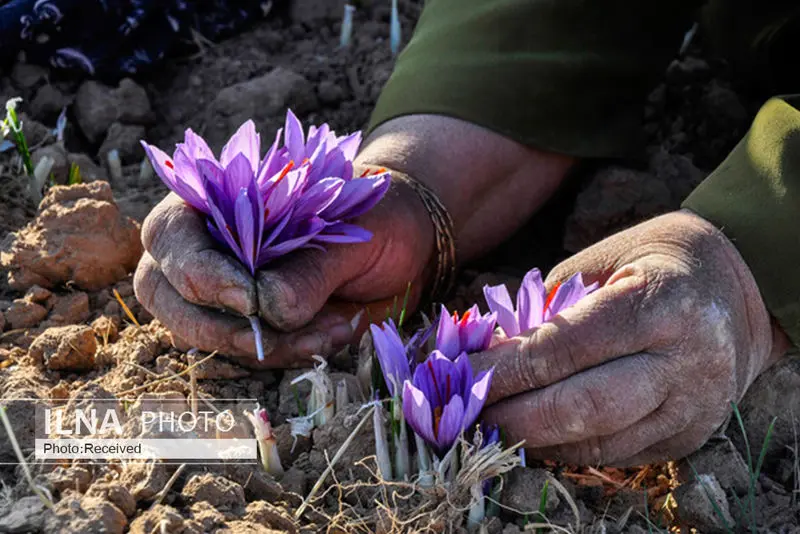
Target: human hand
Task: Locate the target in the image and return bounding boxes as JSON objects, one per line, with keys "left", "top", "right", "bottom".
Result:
{"left": 470, "top": 210, "right": 791, "bottom": 465}
{"left": 133, "top": 181, "right": 434, "bottom": 367}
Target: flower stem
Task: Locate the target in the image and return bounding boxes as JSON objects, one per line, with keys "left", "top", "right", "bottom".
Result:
{"left": 373, "top": 401, "right": 392, "bottom": 480}
{"left": 248, "top": 315, "right": 265, "bottom": 361}
{"left": 414, "top": 433, "right": 433, "bottom": 486}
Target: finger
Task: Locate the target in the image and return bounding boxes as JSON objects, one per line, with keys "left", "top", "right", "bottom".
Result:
{"left": 256, "top": 244, "right": 377, "bottom": 331}
{"left": 471, "top": 266, "right": 669, "bottom": 405}
{"left": 135, "top": 252, "right": 343, "bottom": 367}
{"left": 620, "top": 427, "right": 714, "bottom": 466}
{"left": 142, "top": 193, "right": 257, "bottom": 316}
{"left": 480, "top": 353, "right": 669, "bottom": 449}
{"left": 523, "top": 399, "right": 693, "bottom": 466}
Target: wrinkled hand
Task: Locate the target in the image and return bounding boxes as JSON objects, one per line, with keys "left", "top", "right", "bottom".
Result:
{"left": 471, "top": 210, "right": 790, "bottom": 466}
{"left": 133, "top": 182, "right": 433, "bottom": 367}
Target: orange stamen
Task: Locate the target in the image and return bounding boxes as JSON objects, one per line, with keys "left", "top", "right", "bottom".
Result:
{"left": 433, "top": 406, "right": 443, "bottom": 438}
{"left": 371, "top": 167, "right": 387, "bottom": 175}
{"left": 543, "top": 281, "right": 562, "bottom": 316}
{"left": 459, "top": 310, "right": 472, "bottom": 326}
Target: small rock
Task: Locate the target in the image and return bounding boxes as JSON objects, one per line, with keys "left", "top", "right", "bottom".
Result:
{"left": 32, "top": 143, "right": 70, "bottom": 184}
{"left": 673, "top": 474, "right": 734, "bottom": 533}
{"left": 181, "top": 473, "right": 246, "bottom": 510}
{"left": 5, "top": 298, "right": 48, "bottom": 329}
{"left": 1, "top": 182, "right": 143, "bottom": 291}
{"left": 86, "top": 481, "right": 137, "bottom": 517}
{"left": 501, "top": 468, "right": 559, "bottom": 515}
{"left": 74, "top": 79, "right": 151, "bottom": 143}
{"left": 206, "top": 68, "right": 316, "bottom": 151}
{"left": 43, "top": 495, "right": 127, "bottom": 534}
{"left": 67, "top": 153, "right": 107, "bottom": 183}
{"left": 120, "top": 461, "right": 170, "bottom": 502}
{"left": 24, "top": 284, "right": 52, "bottom": 304}
{"left": 29, "top": 325, "right": 97, "bottom": 370}
{"left": 47, "top": 291, "right": 90, "bottom": 325}
{"left": 11, "top": 63, "right": 47, "bottom": 89}
{"left": 30, "top": 84, "right": 68, "bottom": 122}
{"left": 98, "top": 122, "right": 146, "bottom": 166}
{"left": 318, "top": 80, "right": 345, "bottom": 104}
{"left": 0, "top": 495, "right": 47, "bottom": 533}
{"left": 679, "top": 436, "right": 750, "bottom": 495}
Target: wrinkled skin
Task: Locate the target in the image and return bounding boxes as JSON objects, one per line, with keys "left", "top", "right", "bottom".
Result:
{"left": 470, "top": 210, "right": 791, "bottom": 466}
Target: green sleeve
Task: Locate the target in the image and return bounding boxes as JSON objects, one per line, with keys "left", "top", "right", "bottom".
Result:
{"left": 369, "top": 0, "right": 700, "bottom": 158}
{"left": 683, "top": 96, "right": 800, "bottom": 347}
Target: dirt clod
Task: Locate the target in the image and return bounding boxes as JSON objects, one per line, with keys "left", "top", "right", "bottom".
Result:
{"left": 501, "top": 467, "right": 559, "bottom": 516}
{"left": 206, "top": 67, "right": 317, "bottom": 151}
{"left": 0, "top": 495, "right": 47, "bottom": 533}
{"left": 119, "top": 461, "right": 170, "bottom": 502}
{"left": 679, "top": 436, "right": 750, "bottom": 495}
{"left": 46, "top": 291, "right": 91, "bottom": 326}
{"left": 673, "top": 474, "right": 734, "bottom": 533}
{"left": 86, "top": 481, "right": 137, "bottom": 518}
{"left": 181, "top": 473, "right": 246, "bottom": 511}
{"left": 43, "top": 494, "right": 128, "bottom": 534}
{"left": 2, "top": 182, "right": 143, "bottom": 291}
{"left": 30, "top": 325, "right": 97, "bottom": 370}
{"left": 74, "top": 79, "right": 152, "bottom": 143}
{"left": 5, "top": 298, "right": 48, "bottom": 329}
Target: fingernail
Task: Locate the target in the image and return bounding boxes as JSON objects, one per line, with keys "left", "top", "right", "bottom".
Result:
{"left": 219, "top": 287, "right": 251, "bottom": 314}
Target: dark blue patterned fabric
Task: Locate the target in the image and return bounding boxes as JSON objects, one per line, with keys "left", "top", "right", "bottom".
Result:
{"left": 0, "top": 0, "right": 274, "bottom": 77}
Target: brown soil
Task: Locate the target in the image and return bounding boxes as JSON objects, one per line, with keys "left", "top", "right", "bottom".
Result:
{"left": 0, "top": 1, "right": 798, "bottom": 533}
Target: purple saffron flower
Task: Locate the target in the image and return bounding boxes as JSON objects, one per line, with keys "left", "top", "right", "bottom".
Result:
{"left": 435, "top": 304, "right": 497, "bottom": 359}
{"left": 255, "top": 110, "right": 392, "bottom": 242}
{"left": 483, "top": 268, "right": 598, "bottom": 337}
{"left": 402, "top": 350, "right": 494, "bottom": 455}
{"left": 370, "top": 319, "right": 411, "bottom": 396}
{"left": 141, "top": 113, "right": 391, "bottom": 274}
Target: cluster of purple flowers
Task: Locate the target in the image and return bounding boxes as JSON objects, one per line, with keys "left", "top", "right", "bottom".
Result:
{"left": 372, "top": 267, "right": 597, "bottom": 457}
{"left": 141, "top": 110, "right": 391, "bottom": 275}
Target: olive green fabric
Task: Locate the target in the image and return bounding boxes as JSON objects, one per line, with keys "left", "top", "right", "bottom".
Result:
{"left": 683, "top": 97, "right": 800, "bottom": 347}
{"left": 368, "top": 0, "right": 800, "bottom": 346}
{"left": 369, "top": 0, "right": 701, "bottom": 158}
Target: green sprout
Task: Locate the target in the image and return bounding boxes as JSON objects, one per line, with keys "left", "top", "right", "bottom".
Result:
{"left": 1, "top": 98, "right": 34, "bottom": 176}
{"left": 68, "top": 162, "right": 83, "bottom": 185}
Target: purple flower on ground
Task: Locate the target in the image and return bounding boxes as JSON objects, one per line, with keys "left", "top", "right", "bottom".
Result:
{"left": 435, "top": 304, "right": 497, "bottom": 359}
{"left": 141, "top": 111, "right": 391, "bottom": 275}
{"left": 402, "top": 350, "right": 494, "bottom": 456}
{"left": 483, "top": 268, "right": 598, "bottom": 337}
{"left": 370, "top": 319, "right": 411, "bottom": 396}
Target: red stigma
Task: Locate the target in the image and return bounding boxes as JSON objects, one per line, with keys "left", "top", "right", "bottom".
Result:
{"left": 543, "top": 282, "right": 562, "bottom": 316}
{"left": 459, "top": 310, "right": 472, "bottom": 326}
{"left": 165, "top": 160, "right": 174, "bottom": 170}
{"left": 277, "top": 161, "right": 294, "bottom": 182}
